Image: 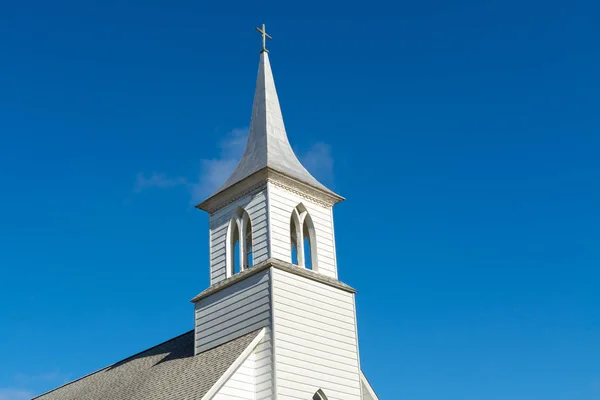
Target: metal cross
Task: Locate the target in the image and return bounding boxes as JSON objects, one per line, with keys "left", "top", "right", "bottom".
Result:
{"left": 255, "top": 23, "right": 272, "bottom": 53}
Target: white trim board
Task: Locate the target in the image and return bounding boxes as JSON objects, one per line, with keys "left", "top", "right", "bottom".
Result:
{"left": 361, "top": 370, "right": 380, "bottom": 400}
{"left": 201, "top": 328, "right": 267, "bottom": 400}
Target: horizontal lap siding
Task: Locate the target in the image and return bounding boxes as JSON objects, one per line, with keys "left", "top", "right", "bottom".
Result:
{"left": 209, "top": 189, "right": 269, "bottom": 285}
{"left": 268, "top": 183, "right": 337, "bottom": 278}
{"left": 213, "top": 352, "right": 255, "bottom": 400}
{"left": 272, "top": 268, "right": 361, "bottom": 400}
{"left": 246, "top": 196, "right": 269, "bottom": 266}
{"left": 255, "top": 332, "right": 273, "bottom": 400}
{"left": 195, "top": 270, "right": 272, "bottom": 354}
{"left": 215, "top": 333, "right": 275, "bottom": 400}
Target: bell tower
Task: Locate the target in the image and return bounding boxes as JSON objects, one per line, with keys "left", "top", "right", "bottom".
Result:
{"left": 192, "top": 25, "right": 374, "bottom": 400}
{"left": 196, "top": 43, "right": 343, "bottom": 284}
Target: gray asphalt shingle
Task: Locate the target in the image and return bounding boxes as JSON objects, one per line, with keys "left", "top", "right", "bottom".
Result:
{"left": 33, "top": 330, "right": 260, "bottom": 400}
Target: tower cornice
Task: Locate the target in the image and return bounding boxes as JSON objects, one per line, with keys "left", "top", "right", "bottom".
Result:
{"left": 196, "top": 167, "right": 344, "bottom": 214}
{"left": 190, "top": 258, "right": 356, "bottom": 303}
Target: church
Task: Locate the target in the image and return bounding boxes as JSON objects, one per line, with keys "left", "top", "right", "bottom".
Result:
{"left": 34, "top": 25, "right": 380, "bottom": 400}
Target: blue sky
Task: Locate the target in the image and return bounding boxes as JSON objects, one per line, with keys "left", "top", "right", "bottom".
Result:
{"left": 0, "top": 0, "right": 599, "bottom": 399}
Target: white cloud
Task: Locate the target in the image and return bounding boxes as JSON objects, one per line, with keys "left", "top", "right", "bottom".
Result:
{"left": 133, "top": 129, "right": 247, "bottom": 205}
{"left": 2, "top": 370, "right": 71, "bottom": 400}
{"left": 188, "top": 128, "right": 247, "bottom": 204}
{"left": 13, "top": 371, "right": 69, "bottom": 386}
{"left": 299, "top": 142, "right": 334, "bottom": 186}
{"left": 134, "top": 128, "right": 335, "bottom": 205}
{"left": 133, "top": 172, "right": 187, "bottom": 193}
{"left": 0, "top": 389, "right": 34, "bottom": 400}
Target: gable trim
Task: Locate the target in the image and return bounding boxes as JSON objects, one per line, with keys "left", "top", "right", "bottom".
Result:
{"left": 201, "top": 327, "right": 267, "bottom": 400}
{"left": 361, "top": 370, "right": 380, "bottom": 400}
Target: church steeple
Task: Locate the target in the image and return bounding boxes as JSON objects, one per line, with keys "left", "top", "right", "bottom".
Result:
{"left": 34, "top": 25, "right": 377, "bottom": 400}
{"left": 197, "top": 28, "right": 343, "bottom": 285}
{"left": 213, "top": 51, "right": 335, "bottom": 197}
{"left": 190, "top": 27, "right": 371, "bottom": 400}
{"left": 198, "top": 29, "right": 340, "bottom": 210}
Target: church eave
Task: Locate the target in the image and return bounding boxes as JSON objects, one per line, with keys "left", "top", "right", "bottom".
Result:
{"left": 196, "top": 167, "right": 344, "bottom": 214}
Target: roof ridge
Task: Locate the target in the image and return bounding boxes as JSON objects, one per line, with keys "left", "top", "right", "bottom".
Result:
{"left": 32, "top": 330, "right": 194, "bottom": 399}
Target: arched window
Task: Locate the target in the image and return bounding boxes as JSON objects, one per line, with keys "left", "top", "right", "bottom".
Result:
{"left": 313, "top": 389, "right": 328, "bottom": 400}
{"left": 243, "top": 211, "right": 253, "bottom": 269}
{"left": 290, "top": 209, "right": 301, "bottom": 266}
{"left": 303, "top": 211, "right": 316, "bottom": 270}
{"left": 227, "top": 216, "right": 240, "bottom": 277}
{"left": 304, "top": 235, "right": 312, "bottom": 270}
{"left": 227, "top": 207, "right": 253, "bottom": 277}
{"left": 290, "top": 204, "right": 318, "bottom": 271}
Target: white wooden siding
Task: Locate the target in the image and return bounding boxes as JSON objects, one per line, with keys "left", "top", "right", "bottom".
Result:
{"left": 209, "top": 188, "right": 269, "bottom": 285}
{"left": 195, "top": 270, "right": 271, "bottom": 354}
{"left": 254, "top": 331, "right": 273, "bottom": 400}
{"left": 271, "top": 268, "right": 361, "bottom": 400}
{"left": 213, "top": 351, "right": 256, "bottom": 400}
{"left": 267, "top": 183, "right": 338, "bottom": 278}
{"left": 211, "top": 328, "right": 274, "bottom": 400}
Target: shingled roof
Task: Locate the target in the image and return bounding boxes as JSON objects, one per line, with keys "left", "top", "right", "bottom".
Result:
{"left": 33, "top": 330, "right": 261, "bottom": 400}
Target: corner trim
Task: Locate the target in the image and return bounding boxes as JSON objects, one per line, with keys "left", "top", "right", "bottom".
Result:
{"left": 353, "top": 294, "right": 363, "bottom": 399}
{"left": 269, "top": 269, "right": 279, "bottom": 400}
{"left": 360, "top": 370, "right": 380, "bottom": 400}
{"left": 266, "top": 181, "right": 273, "bottom": 261}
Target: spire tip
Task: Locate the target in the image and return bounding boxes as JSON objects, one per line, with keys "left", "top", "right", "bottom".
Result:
{"left": 255, "top": 23, "right": 272, "bottom": 53}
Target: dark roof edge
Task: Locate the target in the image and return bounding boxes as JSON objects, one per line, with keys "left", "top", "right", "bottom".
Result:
{"left": 32, "top": 330, "right": 194, "bottom": 399}
{"left": 190, "top": 258, "right": 357, "bottom": 303}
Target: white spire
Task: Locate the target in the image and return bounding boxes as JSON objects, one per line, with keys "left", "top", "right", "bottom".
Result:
{"left": 210, "top": 51, "right": 336, "bottom": 198}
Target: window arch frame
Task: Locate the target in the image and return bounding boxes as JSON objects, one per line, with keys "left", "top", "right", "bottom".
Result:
{"left": 226, "top": 207, "right": 253, "bottom": 278}
{"left": 242, "top": 210, "right": 253, "bottom": 269}
{"left": 290, "top": 203, "right": 318, "bottom": 271}
{"left": 313, "top": 389, "right": 328, "bottom": 400}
